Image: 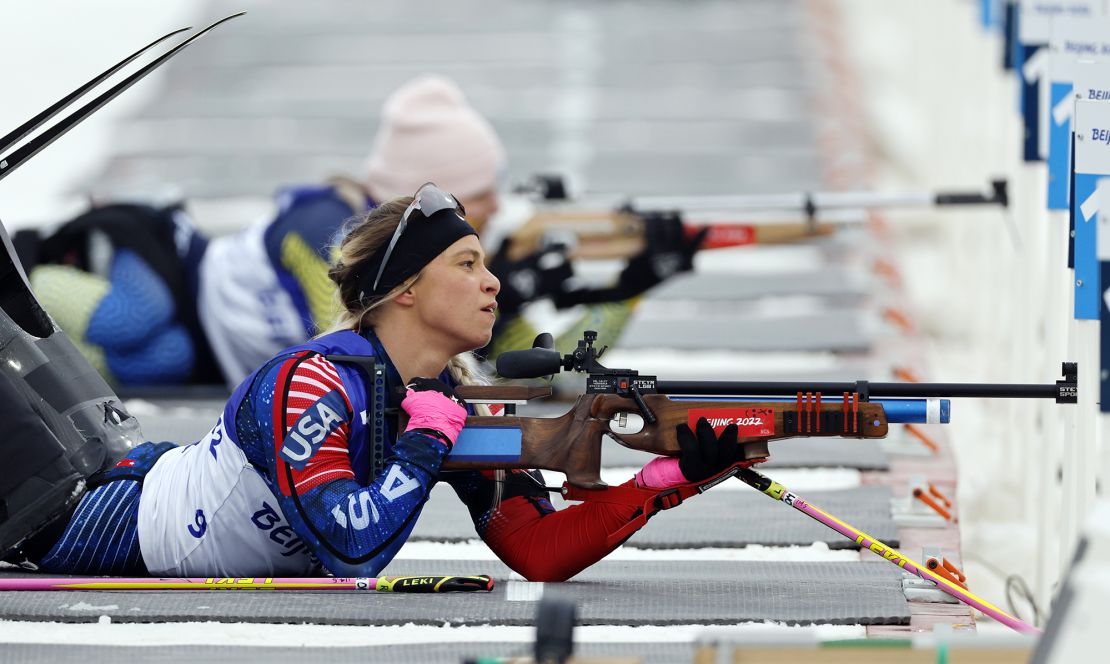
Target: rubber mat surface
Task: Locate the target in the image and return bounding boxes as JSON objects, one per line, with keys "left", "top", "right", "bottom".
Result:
{"left": 650, "top": 269, "right": 866, "bottom": 301}
{"left": 0, "top": 643, "right": 695, "bottom": 664}
{"left": 0, "top": 560, "right": 910, "bottom": 626}
{"left": 617, "top": 311, "right": 872, "bottom": 352}
{"left": 411, "top": 485, "right": 898, "bottom": 548}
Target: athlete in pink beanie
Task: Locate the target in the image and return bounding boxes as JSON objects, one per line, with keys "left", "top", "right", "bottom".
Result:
{"left": 364, "top": 75, "right": 507, "bottom": 228}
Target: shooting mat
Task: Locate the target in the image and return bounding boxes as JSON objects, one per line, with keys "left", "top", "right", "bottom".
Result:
{"left": 0, "top": 643, "right": 696, "bottom": 664}
{"left": 649, "top": 269, "right": 867, "bottom": 301}
{"left": 0, "top": 559, "right": 909, "bottom": 626}
{"left": 616, "top": 310, "right": 872, "bottom": 353}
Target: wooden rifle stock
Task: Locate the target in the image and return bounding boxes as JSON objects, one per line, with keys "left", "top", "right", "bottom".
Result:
{"left": 442, "top": 392, "right": 888, "bottom": 489}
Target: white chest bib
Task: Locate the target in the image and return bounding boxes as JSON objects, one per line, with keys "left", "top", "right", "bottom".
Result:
{"left": 137, "top": 418, "right": 317, "bottom": 576}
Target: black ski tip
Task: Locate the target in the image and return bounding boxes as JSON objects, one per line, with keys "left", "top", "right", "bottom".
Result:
{"left": 0, "top": 10, "right": 248, "bottom": 183}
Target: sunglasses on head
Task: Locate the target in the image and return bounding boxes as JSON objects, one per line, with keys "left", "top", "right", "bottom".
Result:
{"left": 371, "top": 182, "right": 466, "bottom": 292}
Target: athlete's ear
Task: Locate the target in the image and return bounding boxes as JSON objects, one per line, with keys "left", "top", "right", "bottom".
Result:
{"left": 392, "top": 286, "right": 417, "bottom": 308}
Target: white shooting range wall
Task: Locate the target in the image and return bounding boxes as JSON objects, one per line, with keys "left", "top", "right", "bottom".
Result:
{"left": 836, "top": 0, "right": 1107, "bottom": 628}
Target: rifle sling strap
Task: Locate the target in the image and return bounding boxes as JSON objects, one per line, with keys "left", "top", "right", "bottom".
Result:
{"left": 562, "top": 482, "right": 690, "bottom": 547}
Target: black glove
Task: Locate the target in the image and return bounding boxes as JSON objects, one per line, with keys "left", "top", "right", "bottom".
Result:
{"left": 677, "top": 417, "right": 742, "bottom": 483}
{"left": 404, "top": 377, "right": 467, "bottom": 407}
{"left": 487, "top": 239, "right": 575, "bottom": 318}
{"left": 615, "top": 211, "right": 707, "bottom": 297}
{"left": 548, "top": 212, "right": 709, "bottom": 309}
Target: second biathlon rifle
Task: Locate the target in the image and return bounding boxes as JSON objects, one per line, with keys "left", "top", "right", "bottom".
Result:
{"left": 503, "top": 175, "right": 1010, "bottom": 261}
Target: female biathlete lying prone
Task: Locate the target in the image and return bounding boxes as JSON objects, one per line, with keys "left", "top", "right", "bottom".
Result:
{"left": 7, "top": 184, "right": 752, "bottom": 580}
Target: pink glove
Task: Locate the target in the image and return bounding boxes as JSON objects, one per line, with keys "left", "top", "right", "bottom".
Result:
{"left": 402, "top": 377, "right": 468, "bottom": 447}
{"left": 634, "top": 457, "right": 687, "bottom": 490}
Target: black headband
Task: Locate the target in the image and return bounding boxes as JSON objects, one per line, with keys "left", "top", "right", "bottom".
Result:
{"left": 353, "top": 207, "right": 477, "bottom": 305}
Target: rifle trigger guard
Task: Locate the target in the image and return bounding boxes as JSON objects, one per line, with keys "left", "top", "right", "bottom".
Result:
{"left": 630, "top": 385, "right": 657, "bottom": 425}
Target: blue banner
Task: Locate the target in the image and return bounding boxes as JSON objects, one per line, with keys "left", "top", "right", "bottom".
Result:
{"left": 1020, "top": 44, "right": 1044, "bottom": 161}
{"left": 1102, "top": 261, "right": 1110, "bottom": 411}
{"left": 982, "top": 0, "right": 1002, "bottom": 31}
{"left": 1073, "top": 171, "right": 1100, "bottom": 317}
{"left": 1004, "top": 1, "right": 1017, "bottom": 70}
{"left": 1049, "top": 80, "right": 1075, "bottom": 208}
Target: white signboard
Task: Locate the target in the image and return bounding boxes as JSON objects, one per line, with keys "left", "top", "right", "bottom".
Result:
{"left": 1021, "top": 1, "right": 1104, "bottom": 44}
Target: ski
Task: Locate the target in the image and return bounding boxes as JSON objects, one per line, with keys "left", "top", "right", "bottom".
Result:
{"left": 0, "top": 12, "right": 246, "bottom": 182}
{"left": 0, "top": 25, "right": 192, "bottom": 156}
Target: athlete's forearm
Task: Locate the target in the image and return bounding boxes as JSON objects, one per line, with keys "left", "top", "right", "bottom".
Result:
{"left": 479, "top": 479, "right": 642, "bottom": 582}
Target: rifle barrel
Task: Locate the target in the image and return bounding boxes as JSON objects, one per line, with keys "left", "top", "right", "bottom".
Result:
{"left": 655, "top": 380, "right": 1066, "bottom": 400}
{"left": 628, "top": 185, "right": 1004, "bottom": 214}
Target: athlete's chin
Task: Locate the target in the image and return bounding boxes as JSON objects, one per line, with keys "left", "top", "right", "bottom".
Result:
{"left": 474, "top": 329, "right": 494, "bottom": 349}
{"left": 459, "top": 326, "right": 493, "bottom": 353}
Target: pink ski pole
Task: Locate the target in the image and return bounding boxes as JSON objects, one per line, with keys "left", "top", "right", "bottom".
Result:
{"left": 0, "top": 575, "right": 494, "bottom": 593}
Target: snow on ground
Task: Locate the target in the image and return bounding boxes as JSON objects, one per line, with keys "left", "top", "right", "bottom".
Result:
{"left": 393, "top": 540, "right": 859, "bottom": 563}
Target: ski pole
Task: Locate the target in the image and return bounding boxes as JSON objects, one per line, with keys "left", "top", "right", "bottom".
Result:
{"left": 0, "top": 575, "right": 494, "bottom": 593}
{"left": 736, "top": 468, "right": 1040, "bottom": 635}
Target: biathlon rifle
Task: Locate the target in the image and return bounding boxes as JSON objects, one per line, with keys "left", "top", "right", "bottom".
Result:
{"left": 444, "top": 330, "right": 1075, "bottom": 489}
{"left": 446, "top": 330, "right": 1071, "bottom": 634}
{"left": 504, "top": 175, "right": 1009, "bottom": 261}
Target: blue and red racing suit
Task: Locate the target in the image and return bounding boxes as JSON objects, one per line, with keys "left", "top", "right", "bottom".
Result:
{"left": 131, "top": 328, "right": 652, "bottom": 580}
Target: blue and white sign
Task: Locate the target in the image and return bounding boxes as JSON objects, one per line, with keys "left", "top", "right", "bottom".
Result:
{"left": 1020, "top": 0, "right": 1103, "bottom": 43}
{"left": 1020, "top": 1, "right": 1105, "bottom": 160}
{"left": 1047, "top": 55, "right": 1090, "bottom": 205}
{"left": 1049, "top": 16, "right": 1110, "bottom": 57}
{"left": 1044, "top": 18, "right": 1110, "bottom": 192}
{"left": 1048, "top": 58, "right": 1110, "bottom": 207}
{"left": 1070, "top": 99, "right": 1110, "bottom": 318}
{"left": 1063, "top": 65, "right": 1110, "bottom": 214}
{"left": 1072, "top": 60, "right": 1110, "bottom": 101}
